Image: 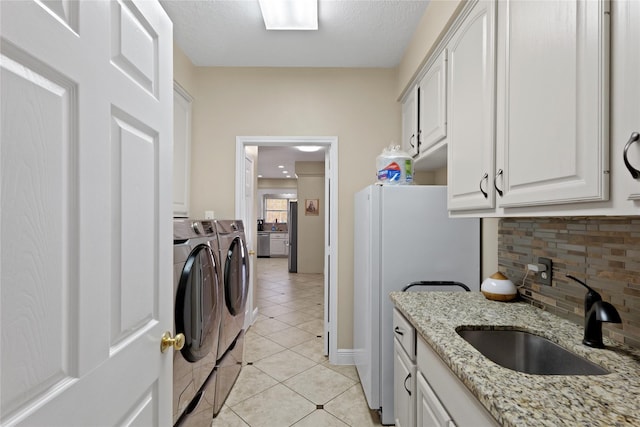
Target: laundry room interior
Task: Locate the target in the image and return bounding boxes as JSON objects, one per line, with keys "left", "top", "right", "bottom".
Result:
{"left": 2, "top": 0, "right": 639, "bottom": 426}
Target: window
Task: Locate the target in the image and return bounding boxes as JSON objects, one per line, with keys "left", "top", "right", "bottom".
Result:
{"left": 264, "top": 197, "right": 291, "bottom": 223}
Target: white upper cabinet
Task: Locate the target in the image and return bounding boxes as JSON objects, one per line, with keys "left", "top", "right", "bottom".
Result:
{"left": 402, "top": 86, "right": 419, "bottom": 157}
{"left": 402, "top": 50, "right": 449, "bottom": 170}
{"left": 418, "top": 50, "right": 448, "bottom": 154}
{"left": 446, "top": 0, "right": 497, "bottom": 211}
{"left": 173, "top": 83, "right": 193, "bottom": 217}
{"left": 614, "top": 0, "right": 640, "bottom": 202}
{"left": 407, "top": 0, "right": 634, "bottom": 215}
{"left": 495, "top": 0, "right": 610, "bottom": 208}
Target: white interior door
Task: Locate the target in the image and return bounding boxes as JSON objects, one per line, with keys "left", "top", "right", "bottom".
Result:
{"left": 244, "top": 147, "right": 257, "bottom": 328}
{"left": 1, "top": 1, "right": 174, "bottom": 425}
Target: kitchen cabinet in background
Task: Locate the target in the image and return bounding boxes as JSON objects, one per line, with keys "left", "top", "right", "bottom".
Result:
{"left": 269, "top": 233, "right": 288, "bottom": 257}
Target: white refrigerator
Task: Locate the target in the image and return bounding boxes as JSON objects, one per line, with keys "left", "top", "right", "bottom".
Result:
{"left": 353, "top": 185, "right": 480, "bottom": 425}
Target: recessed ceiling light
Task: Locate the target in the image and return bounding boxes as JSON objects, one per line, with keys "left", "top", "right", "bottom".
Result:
{"left": 286, "top": 175, "right": 291, "bottom": 178}
{"left": 278, "top": 165, "right": 284, "bottom": 168}
{"left": 258, "top": 174, "right": 263, "bottom": 178}
{"left": 282, "top": 170, "right": 288, "bottom": 174}
{"left": 297, "top": 145, "right": 323, "bottom": 152}
{"left": 258, "top": 0, "right": 318, "bottom": 31}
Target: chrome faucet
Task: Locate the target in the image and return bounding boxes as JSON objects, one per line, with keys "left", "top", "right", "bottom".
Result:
{"left": 567, "top": 275, "right": 622, "bottom": 348}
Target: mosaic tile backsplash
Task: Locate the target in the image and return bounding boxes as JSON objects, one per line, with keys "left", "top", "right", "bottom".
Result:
{"left": 498, "top": 217, "right": 640, "bottom": 349}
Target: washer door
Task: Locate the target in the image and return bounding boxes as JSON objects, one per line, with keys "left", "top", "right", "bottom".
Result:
{"left": 223, "top": 236, "right": 249, "bottom": 316}
{"left": 175, "top": 243, "right": 220, "bottom": 362}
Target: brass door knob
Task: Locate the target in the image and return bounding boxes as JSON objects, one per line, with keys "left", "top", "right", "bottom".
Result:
{"left": 160, "top": 331, "right": 185, "bottom": 353}
{"left": 249, "top": 250, "right": 256, "bottom": 255}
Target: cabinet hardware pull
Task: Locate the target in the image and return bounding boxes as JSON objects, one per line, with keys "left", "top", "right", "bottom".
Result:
{"left": 623, "top": 132, "right": 640, "bottom": 179}
{"left": 404, "top": 373, "right": 412, "bottom": 396}
{"left": 418, "top": 129, "right": 422, "bottom": 148}
{"left": 479, "top": 173, "right": 489, "bottom": 198}
{"left": 394, "top": 326, "right": 404, "bottom": 336}
{"left": 494, "top": 169, "right": 504, "bottom": 197}
{"left": 409, "top": 134, "right": 416, "bottom": 149}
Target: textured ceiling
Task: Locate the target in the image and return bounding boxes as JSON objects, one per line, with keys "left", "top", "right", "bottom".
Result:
{"left": 160, "top": 0, "right": 429, "bottom": 179}
{"left": 160, "top": 0, "right": 430, "bottom": 68}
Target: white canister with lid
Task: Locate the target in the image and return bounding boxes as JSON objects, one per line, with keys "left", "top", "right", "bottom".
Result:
{"left": 481, "top": 272, "right": 518, "bottom": 301}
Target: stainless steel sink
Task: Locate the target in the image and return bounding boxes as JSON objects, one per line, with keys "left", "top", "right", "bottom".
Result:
{"left": 457, "top": 328, "right": 609, "bottom": 375}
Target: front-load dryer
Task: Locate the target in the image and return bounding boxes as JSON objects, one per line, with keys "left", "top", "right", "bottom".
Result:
{"left": 173, "top": 219, "right": 222, "bottom": 425}
{"left": 212, "top": 219, "right": 249, "bottom": 415}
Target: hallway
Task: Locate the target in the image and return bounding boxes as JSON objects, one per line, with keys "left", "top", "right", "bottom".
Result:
{"left": 212, "top": 257, "right": 382, "bottom": 427}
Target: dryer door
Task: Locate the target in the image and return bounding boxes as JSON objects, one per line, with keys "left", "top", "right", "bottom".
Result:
{"left": 175, "top": 244, "right": 221, "bottom": 362}
{"left": 223, "top": 236, "right": 249, "bottom": 316}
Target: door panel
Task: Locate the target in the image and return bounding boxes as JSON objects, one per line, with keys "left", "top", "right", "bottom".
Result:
{"left": 1, "top": 0, "right": 173, "bottom": 425}
{"left": 1, "top": 38, "right": 79, "bottom": 419}
{"left": 447, "top": 1, "right": 497, "bottom": 211}
{"left": 243, "top": 150, "right": 256, "bottom": 328}
{"left": 111, "top": 0, "right": 159, "bottom": 97}
{"left": 498, "top": 0, "right": 609, "bottom": 206}
{"left": 111, "top": 111, "right": 158, "bottom": 347}
{"left": 419, "top": 50, "right": 447, "bottom": 152}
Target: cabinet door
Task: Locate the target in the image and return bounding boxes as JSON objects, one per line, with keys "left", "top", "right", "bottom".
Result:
{"left": 402, "top": 86, "right": 419, "bottom": 157}
{"left": 269, "top": 235, "right": 280, "bottom": 255}
{"left": 447, "top": 0, "right": 497, "bottom": 211}
{"left": 419, "top": 50, "right": 448, "bottom": 153}
{"left": 270, "top": 234, "right": 287, "bottom": 256}
{"left": 613, "top": 0, "right": 640, "bottom": 201}
{"left": 496, "top": 0, "right": 609, "bottom": 207}
{"left": 416, "top": 372, "right": 454, "bottom": 427}
{"left": 173, "top": 84, "right": 192, "bottom": 217}
{"left": 394, "top": 339, "right": 416, "bottom": 427}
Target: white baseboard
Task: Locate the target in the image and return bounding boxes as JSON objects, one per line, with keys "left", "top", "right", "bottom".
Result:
{"left": 244, "top": 307, "right": 259, "bottom": 330}
{"left": 330, "top": 348, "right": 355, "bottom": 366}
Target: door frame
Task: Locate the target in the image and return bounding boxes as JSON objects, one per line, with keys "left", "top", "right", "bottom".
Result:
{"left": 235, "top": 136, "right": 338, "bottom": 361}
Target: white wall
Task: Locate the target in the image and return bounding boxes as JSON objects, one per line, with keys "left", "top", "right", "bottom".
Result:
{"left": 396, "top": 0, "right": 465, "bottom": 98}
{"left": 295, "top": 162, "right": 324, "bottom": 273}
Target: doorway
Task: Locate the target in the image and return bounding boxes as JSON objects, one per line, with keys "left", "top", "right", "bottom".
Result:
{"left": 235, "top": 136, "right": 338, "bottom": 361}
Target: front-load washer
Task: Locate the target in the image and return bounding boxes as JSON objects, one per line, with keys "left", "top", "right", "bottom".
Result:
{"left": 212, "top": 219, "right": 249, "bottom": 415}
{"left": 173, "top": 219, "right": 222, "bottom": 425}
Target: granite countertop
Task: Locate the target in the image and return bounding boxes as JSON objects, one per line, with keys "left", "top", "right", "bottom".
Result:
{"left": 390, "top": 291, "right": 640, "bottom": 426}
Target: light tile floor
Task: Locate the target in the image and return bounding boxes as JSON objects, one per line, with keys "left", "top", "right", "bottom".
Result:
{"left": 212, "top": 257, "right": 383, "bottom": 427}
